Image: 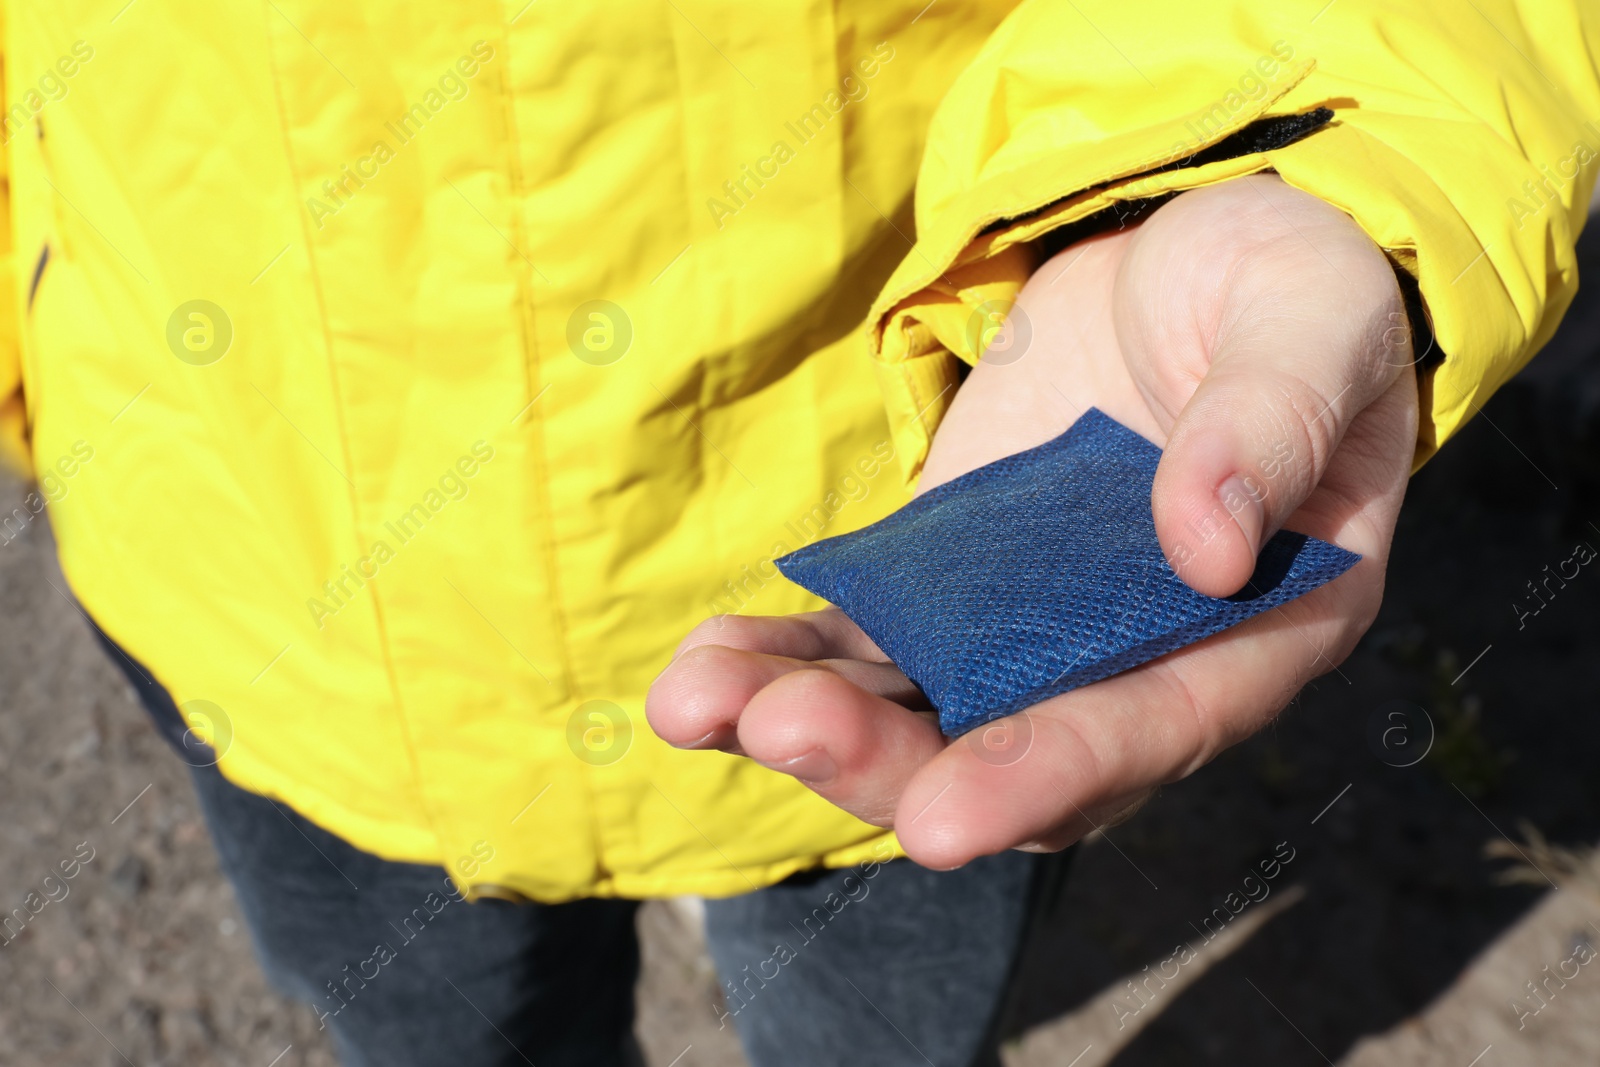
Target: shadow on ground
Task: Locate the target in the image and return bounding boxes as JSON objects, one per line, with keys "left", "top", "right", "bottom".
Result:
{"left": 1000, "top": 231, "right": 1600, "bottom": 1064}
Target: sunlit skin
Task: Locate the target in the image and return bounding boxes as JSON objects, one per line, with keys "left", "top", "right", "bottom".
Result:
{"left": 647, "top": 174, "right": 1418, "bottom": 870}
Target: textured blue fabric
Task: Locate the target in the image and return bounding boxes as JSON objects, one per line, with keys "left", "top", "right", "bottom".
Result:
{"left": 777, "top": 409, "right": 1359, "bottom": 738}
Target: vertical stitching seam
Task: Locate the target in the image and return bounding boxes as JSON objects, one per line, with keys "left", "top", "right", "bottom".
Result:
{"left": 491, "top": 12, "right": 605, "bottom": 881}
{"left": 258, "top": 1, "right": 446, "bottom": 860}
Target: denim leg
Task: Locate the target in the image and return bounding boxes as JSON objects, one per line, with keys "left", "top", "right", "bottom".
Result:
{"left": 703, "top": 848, "right": 1061, "bottom": 1067}
{"left": 187, "top": 764, "right": 642, "bottom": 1067}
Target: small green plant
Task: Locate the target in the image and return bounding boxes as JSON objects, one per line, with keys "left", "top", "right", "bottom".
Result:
{"left": 1426, "top": 648, "right": 1512, "bottom": 797}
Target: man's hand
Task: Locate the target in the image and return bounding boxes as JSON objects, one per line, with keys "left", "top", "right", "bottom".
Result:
{"left": 646, "top": 174, "right": 1418, "bottom": 869}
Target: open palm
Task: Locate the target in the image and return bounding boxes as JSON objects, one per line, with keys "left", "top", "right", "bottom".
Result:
{"left": 648, "top": 175, "right": 1418, "bottom": 869}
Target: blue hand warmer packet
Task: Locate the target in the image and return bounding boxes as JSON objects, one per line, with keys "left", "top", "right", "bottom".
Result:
{"left": 776, "top": 409, "right": 1359, "bottom": 738}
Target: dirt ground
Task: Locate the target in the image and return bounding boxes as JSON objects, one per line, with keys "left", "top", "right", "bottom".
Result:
{"left": 4, "top": 247, "right": 1599, "bottom": 1064}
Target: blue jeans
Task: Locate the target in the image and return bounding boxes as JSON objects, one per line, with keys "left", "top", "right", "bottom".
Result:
{"left": 110, "top": 627, "right": 1064, "bottom": 1067}
{"left": 186, "top": 763, "right": 1059, "bottom": 1067}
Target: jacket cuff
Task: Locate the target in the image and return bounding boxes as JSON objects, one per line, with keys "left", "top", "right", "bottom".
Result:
{"left": 868, "top": 64, "right": 1320, "bottom": 487}
{"left": 871, "top": 27, "right": 1598, "bottom": 484}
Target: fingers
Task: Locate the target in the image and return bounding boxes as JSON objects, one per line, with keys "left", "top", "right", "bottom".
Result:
{"left": 649, "top": 609, "right": 946, "bottom": 823}
{"left": 671, "top": 608, "right": 888, "bottom": 662}
{"left": 1118, "top": 176, "right": 1409, "bottom": 597}
{"left": 893, "top": 672, "right": 1199, "bottom": 869}
{"left": 736, "top": 669, "right": 947, "bottom": 826}
{"left": 648, "top": 633, "right": 945, "bottom": 825}
{"left": 646, "top": 639, "right": 920, "bottom": 751}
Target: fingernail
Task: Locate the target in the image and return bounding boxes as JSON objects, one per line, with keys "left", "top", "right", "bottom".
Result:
{"left": 756, "top": 750, "right": 836, "bottom": 785}
{"left": 683, "top": 727, "right": 733, "bottom": 750}
{"left": 1219, "top": 474, "right": 1264, "bottom": 555}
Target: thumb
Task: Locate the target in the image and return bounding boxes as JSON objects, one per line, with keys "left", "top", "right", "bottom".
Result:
{"left": 1150, "top": 289, "right": 1406, "bottom": 598}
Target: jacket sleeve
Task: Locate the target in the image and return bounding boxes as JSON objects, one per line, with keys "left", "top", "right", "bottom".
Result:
{"left": 869, "top": 0, "right": 1600, "bottom": 484}
{"left": 0, "top": 19, "right": 27, "bottom": 479}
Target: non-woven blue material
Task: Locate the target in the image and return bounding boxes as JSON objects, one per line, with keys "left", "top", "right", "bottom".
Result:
{"left": 776, "top": 408, "right": 1359, "bottom": 738}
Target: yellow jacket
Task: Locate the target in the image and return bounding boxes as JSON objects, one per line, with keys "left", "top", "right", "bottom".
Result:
{"left": 2, "top": 0, "right": 1595, "bottom": 901}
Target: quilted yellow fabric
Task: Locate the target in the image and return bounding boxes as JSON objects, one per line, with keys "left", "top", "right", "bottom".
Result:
{"left": 1, "top": 0, "right": 1595, "bottom": 900}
